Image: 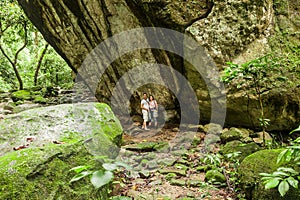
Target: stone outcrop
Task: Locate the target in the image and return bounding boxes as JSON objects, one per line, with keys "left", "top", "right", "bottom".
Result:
{"left": 0, "top": 102, "right": 123, "bottom": 199}
{"left": 18, "top": 0, "right": 300, "bottom": 131}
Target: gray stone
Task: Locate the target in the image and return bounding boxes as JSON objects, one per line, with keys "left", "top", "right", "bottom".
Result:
{"left": 159, "top": 168, "right": 186, "bottom": 176}
{"left": 170, "top": 178, "right": 186, "bottom": 186}
{"left": 252, "top": 131, "right": 273, "bottom": 144}
{"left": 149, "top": 179, "right": 162, "bottom": 186}
{"left": 159, "top": 158, "right": 176, "bottom": 166}
{"left": 165, "top": 173, "right": 177, "bottom": 181}
{"left": 204, "top": 134, "right": 221, "bottom": 145}
{"left": 203, "top": 123, "right": 223, "bottom": 135}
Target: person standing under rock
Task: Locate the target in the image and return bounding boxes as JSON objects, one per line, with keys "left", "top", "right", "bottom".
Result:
{"left": 141, "top": 92, "right": 150, "bottom": 130}
{"left": 149, "top": 95, "right": 158, "bottom": 127}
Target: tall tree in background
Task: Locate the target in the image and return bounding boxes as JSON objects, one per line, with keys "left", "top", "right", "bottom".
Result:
{"left": 0, "top": 0, "right": 72, "bottom": 91}
{"left": 0, "top": 0, "right": 28, "bottom": 90}
{"left": 34, "top": 43, "right": 49, "bottom": 86}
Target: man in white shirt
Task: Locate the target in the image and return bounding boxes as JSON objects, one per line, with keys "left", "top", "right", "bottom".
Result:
{"left": 141, "top": 92, "right": 150, "bottom": 130}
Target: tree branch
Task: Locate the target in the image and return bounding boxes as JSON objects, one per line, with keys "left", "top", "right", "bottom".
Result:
{"left": 34, "top": 43, "right": 49, "bottom": 86}
{"left": 14, "top": 21, "right": 28, "bottom": 65}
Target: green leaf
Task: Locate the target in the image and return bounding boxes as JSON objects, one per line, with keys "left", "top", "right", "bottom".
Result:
{"left": 278, "top": 167, "right": 299, "bottom": 175}
{"left": 278, "top": 180, "right": 289, "bottom": 197}
{"left": 91, "top": 170, "right": 114, "bottom": 189}
{"left": 69, "top": 165, "right": 91, "bottom": 173}
{"left": 103, "top": 163, "right": 118, "bottom": 171}
{"left": 70, "top": 171, "right": 92, "bottom": 183}
{"left": 273, "top": 171, "right": 289, "bottom": 177}
{"left": 290, "top": 125, "right": 300, "bottom": 134}
{"left": 264, "top": 178, "right": 280, "bottom": 189}
{"left": 114, "top": 161, "right": 132, "bottom": 170}
{"left": 287, "top": 177, "right": 298, "bottom": 188}
{"left": 260, "top": 172, "right": 273, "bottom": 177}
{"left": 277, "top": 149, "right": 289, "bottom": 164}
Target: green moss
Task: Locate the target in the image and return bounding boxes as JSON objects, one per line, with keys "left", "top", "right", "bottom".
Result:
{"left": 33, "top": 95, "right": 47, "bottom": 104}
{"left": 238, "top": 149, "right": 300, "bottom": 200}
{"left": 0, "top": 142, "right": 110, "bottom": 200}
{"left": 205, "top": 169, "right": 226, "bottom": 183}
{"left": 220, "top": 128, "right": 244, "bottom": 143}
{"left": 0, "top": 103, "right": 123, "bottom": 199}
{"left": 220, "top": 140, "right": 261, "bottom": 161}
{"left": 11, "top": 90, "right": 32, "bottom": 102}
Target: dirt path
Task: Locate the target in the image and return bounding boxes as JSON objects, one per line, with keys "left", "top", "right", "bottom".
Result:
{"left": 113, "top": 124, "right": 236, "bottom": 200}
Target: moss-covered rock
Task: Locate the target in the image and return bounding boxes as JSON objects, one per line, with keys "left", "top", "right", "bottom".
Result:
{"left": 0, "top": 142, "right": 110, "bottom": 199}
{"left": 205, "top": 169, "right": 226, "bottom": 183}
{"left": 33, "top": 95, "right": 47, "bottom": 104}
{"left": 220, "top": 140, "right": 261, "bottom": 161}
{"left": 220, "top": 127, "right": 252, "bottom": 143}
{"left": 11, "top": 90, "right": 32, "bottom": 102}
{"left": 238, "top": 149, "right": 300, "bottom": 200}
{"left": 0, "top": 103, "right": 123, "bottom": 157}
{"left": 0, "top": 102, "right": 123, "bottom": 199}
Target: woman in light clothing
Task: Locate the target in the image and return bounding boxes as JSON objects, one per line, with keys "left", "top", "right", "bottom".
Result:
{"left": 149, "top": 95, "right": 158, "bottom": 127}
{"left": 141, "top": 93, "right": 150, "bottom": 130}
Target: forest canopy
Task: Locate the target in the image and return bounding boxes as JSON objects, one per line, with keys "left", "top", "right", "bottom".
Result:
{"left": 0, "top": 0, "right": 72, "bottom": 92}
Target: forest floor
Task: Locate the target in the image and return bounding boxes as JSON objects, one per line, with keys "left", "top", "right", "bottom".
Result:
{"left": 111, "top": 123, "right": 241, "bottom": 200}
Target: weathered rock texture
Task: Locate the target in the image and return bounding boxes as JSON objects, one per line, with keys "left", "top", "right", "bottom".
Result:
{"left": 0, "top": 102, "right": 123, "bottom": 199}
{"left": 18, "top": 0, "right": 300, "bottom": 130}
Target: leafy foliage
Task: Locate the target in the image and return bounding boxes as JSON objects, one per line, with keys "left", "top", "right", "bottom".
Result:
{"left": 70, "top": 159, "right": 130, "bottom": 190}
{"left": 260, "top": 126, "right": 300, "bottom": 197}
{"left": 260, "top": 167, "right": 299, "bottom": 197}
{"left": 0, "top": 0, "right": 72, "bottom": 91}
{"left": 222, "top": 55, "right": 281, "bottom": 145}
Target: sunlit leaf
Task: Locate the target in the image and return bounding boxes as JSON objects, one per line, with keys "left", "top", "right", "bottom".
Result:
{"left": 277, "top": 149, "right": 289, "bottom": 164}
{"left": 264, "top": 178, "right": 280, "bottom": 189}
{"left": 287, "top": 177, "right": 298, "bottom": 188}
{"left": 70, "top": 171, "right": 92, "bottom": 183}
{"left": 278, "top": 180, "right": 289, "bottom": 197}
{"left": 290, "top": 125, "right": 300, "bottom": 135}
{"left": 103, "top": 163, "right": 118, "bottom": 171}
{"left": 91, "top": 170, "right": 114, "bottom": 189}
{"left": 69, "top": 165, "right": 91, "bottom": 173}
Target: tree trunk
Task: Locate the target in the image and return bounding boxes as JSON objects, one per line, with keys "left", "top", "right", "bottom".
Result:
{"left": 34, "top": 43, "right": 49, "bottom": 86}
{"left": 18, "top": 0, "right": 212, "bottom": 115}
{"left": 0, "top": 22, "right": 28, "bottom": 90}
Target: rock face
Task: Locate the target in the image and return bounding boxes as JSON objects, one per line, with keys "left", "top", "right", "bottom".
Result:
{"left": 18, "top": 0, "right": 300, "bottom": 131}
{"left": 0, "top": 103, "right": 123, "bottom": 199}
{"left": 0, "top": 102, "right": 123, "bottom": 156}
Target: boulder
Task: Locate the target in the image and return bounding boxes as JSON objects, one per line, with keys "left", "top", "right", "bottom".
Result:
{"left": 0, "top": 142, "right": 110, "bottom": 199}
{"left": 18, "top": 0, "right": 300, "bottom": 131}
{"left": 252, "top": 131, "right": 273, "bottom": 145}
{"left": 11, "top": 90, "right": 32, "bottom": 102}
{"left": 205, "top": 169, "right": 226, "bottom": 184}
{"left": 238, "top": 149, "right": 300, "bottom": 200}
{"left": 203, "top": 123, "right": 223, "bottom": 135}
{"left": 220, "top": 127, "right": 253, "bottom": 143}
{"left": 0, "top": 103, "right": 123, "bottom": 156}
{"left": 0, "top": 102, "right": 123, "bottom": 199}
{"left": 220, "top": 140, "right": 261, "bottom": 161}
